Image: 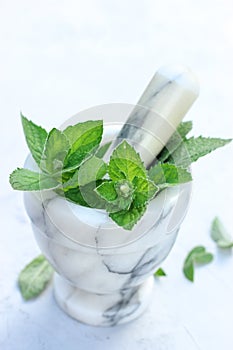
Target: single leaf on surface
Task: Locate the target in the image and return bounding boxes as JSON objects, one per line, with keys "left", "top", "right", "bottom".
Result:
{"left": 9, "top": 168, "right": 59, "bottom": 191}
{"left": 21, "top": 114, "right": 48, "bottom": 167}
{"left": 154, "top": 268, "right": 167, "bottom": 277}
{"left": 148, "top": 163, "right": 192, "bottom": 188}
{"left": 211, "top": 217, "right": 233, "bottom": 248}
{"left": 158, "top": 121, "right": 193, "bottom": 162}
{"left": 41, "top": 128, "right": 70, "bottom": 174}
{"left": 168, "top": 136, "right": 232, "bottom": 167}
{"left": 132, "top": 176, "right": 158, "bottom": 207}
{"left": 183, "top": 260, "right": 194, "bottom": 282}
{"left": 63, "top": 120, "right": 103, "bottom": 169}
{"left": 63, "top": 156, "right": 107, "bottom": 190}
{"left": 95, "top": 141, "right": 112, "bottom": 158}
{"left": 109, "top": 140, "right": 147, "bottom": 182}
{"left": 183, "top": 246, "right": 205, "bottom": 282}
{"left": 183, "top": 246, "right": 214, "bottom": 282}
{"left": 109, "top": 204, "right": 147, "bottom": 230}
{"left": 194, "top": 252, "right": 213, "bottom": 264}
{"left": 18, "top": 255, "right": 54, "bottom": 300}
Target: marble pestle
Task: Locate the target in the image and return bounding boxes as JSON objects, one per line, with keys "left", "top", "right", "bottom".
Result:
{"left": 105, "top": 65, "right": 199, "bottom": 167}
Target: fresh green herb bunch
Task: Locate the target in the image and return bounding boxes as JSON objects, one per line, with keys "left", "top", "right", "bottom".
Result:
{"left": 9, "top": 114, "right": 231, "bottom": 230}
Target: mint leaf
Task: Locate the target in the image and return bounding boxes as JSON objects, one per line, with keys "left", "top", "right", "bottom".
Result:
{"left": 107, "top": 141, "right": 157, "bottom": 227}
{"left": 109, "top": 140, "right": 147, "bottom": 181}
{"left": 194, "top": 252, "right": 213, "bottom": 264}
{"left": 183, "top": 246, "right": 214, "bottom": 282}
{"left": 21, "top": 114, "right": 48, "bottom": 167}
{"left": 78, "top": 156, "right": 107, "bottom": 186}
{"left": 177, "top": 121, "right": 193, "bottom": 138}
{"left": 110, "top": 204, "right": 147, "bottom": 230}
{"left": 65, "top": 180, "right": 107, "bottom": 209}
{"left": 211, "top": 217, "right": 233, "bottom": 248}
{"left": 96, "top": 181, "right": 118, "bottom": 201}
{"left": 18, "top": 255, "right": 53, "bottom": 300}
{"left": 148, "top": 163, "right": 192, "bottom": 188}
{"left": 9, "top": 168, "right": 59, "bottom": 191}
{"left": 168, "top": 136, "right": 232, "bottom": 167}
{"left": 96, "top": 180, "right": 133, "bottom": 212}
{"left": 183, "top": 260, "right": 194, "bottom": 282}
{"left": 63, "top": 156, "right": 107, "bottom": 190}
{"left": 158, "top": 121, "right": 193, "bottom": 162}
{"left": 154, "top": 268, "right": 167, "bottom": 277}
{"left": 132, "top": 176, "right": 158, "bottom": 207}
{"left": 64, "top": 187, "right": 91, "bottom": 207}
{"left": 96, "top": 141, "right": 112, "bottom": 158}
{"left": 41, "top": 128, "right": 70, "bottom": 174}
{"left": 63, "top": 120, "right": 103, "bottom": 169}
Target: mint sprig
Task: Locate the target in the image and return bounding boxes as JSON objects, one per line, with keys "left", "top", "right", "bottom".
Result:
{"left": 9, "top": 116, "right": 104, "bottom": 192}
{"left": 9, "top": 114, "right": 232, "bottom": 230}
{"left": 96, "top": 180, "right": 134, "bottom": 212}
{"left": 104, "top": 141, "right": 159, "bottom": 229}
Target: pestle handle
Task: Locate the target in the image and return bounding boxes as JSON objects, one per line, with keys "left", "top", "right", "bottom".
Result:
{"left": 105, "top": 65, "right": 199, "bottom": 167}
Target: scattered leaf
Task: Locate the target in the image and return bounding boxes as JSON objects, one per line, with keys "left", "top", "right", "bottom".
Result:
{"left": 183, "top": 246, "right": 213, "bottom": 282}
{"left": 18, "top": 255, "right": 54, "bottom": 300}
{"left": 154, "top": 268, "right": 167, "bottom": 277}
{"left": 211, "top": 217, "right": 233, "bottom": 248}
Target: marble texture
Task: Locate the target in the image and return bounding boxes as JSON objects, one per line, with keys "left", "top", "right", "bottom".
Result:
{"left": 105, "top": 65, "right": 199, "bottom": 167}
{"left": 24, "top": 166, "right": 191, "bottom": 326}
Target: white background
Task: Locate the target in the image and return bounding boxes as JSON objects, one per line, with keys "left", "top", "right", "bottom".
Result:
{"left": 0, "top": 1, "right": 233, "bottom": 349}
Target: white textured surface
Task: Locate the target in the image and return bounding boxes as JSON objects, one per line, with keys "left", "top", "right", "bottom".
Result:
{"left": 0, "top": 0, "right": 233, "bottom": 349}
